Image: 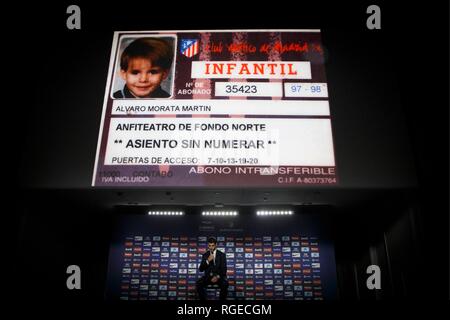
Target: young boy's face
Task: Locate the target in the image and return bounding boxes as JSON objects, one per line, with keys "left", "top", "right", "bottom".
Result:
{"left": 120, "top": 57, "right": 168, "bottom": 97}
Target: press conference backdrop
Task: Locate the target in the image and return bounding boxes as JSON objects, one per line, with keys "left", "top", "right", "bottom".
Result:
{"left": 93, "top": 30, "right": 338, "bottom": 188}
{"left": 106, "top": 213, "right": 337, "bottom": 300}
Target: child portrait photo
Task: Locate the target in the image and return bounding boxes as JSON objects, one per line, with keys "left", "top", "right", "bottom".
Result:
{"left": 112, "top": 35, "right": 176, "bottom": 99}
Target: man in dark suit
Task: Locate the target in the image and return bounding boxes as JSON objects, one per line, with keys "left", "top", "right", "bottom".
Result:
{"left": 196, "top": 237, "right": 229, "bottom": 300}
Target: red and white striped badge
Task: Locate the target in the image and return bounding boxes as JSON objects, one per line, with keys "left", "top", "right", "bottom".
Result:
{"left": 180, "top": 39, "right": 199, "bottom": 58}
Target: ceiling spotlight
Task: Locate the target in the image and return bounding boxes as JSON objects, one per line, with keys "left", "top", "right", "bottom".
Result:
{"left": 202, "top": 210, "right": 238, "bottom": 217}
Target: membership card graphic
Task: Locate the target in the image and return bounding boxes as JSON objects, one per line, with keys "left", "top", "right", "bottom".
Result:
{"left": 93, "top": 30, "right": 337, "bottom": 187}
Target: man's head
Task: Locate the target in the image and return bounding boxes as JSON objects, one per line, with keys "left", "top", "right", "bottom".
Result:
{"left": 207, "top": 237, "right": 217, "bottom": 252}
{"left": 119, "top": 38, "right": 173, "bottom": 98}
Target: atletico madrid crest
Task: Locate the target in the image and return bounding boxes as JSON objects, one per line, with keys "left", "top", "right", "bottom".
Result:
{"left": 180, "top": 39, "right": 199, "bottom": 58}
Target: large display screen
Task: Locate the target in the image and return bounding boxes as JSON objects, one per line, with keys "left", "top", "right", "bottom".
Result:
{"left": 93, "top": 30, "right": 337, "bottom": 187}
{"left": 106, "top": 214, "right": 337, "bottom": 300}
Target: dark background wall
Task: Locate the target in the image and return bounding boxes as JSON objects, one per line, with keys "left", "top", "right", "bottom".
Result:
{"left": 8, "top": 1, "right": 449, "bottom": 303}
